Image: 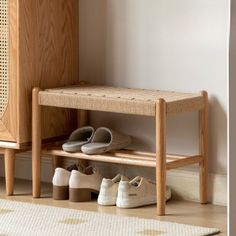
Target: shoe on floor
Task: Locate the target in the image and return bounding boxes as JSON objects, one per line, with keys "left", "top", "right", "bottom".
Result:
{"left": 81, "top": 127, "right": 131, "bottom": 155}
{"left": 62, "top": 126, "right": 94, "bottom": 152}
{"left": 69, "top": 166, "right": 103, "bottom": 202}
{"left": 52, "top": 168, "right": 71, "bottom": 200}
{"left": 116, "top": 176, "right": 171, "bottom": 208}
{"left": 52, "top": 164, "right": 81, "bottom": 200}
{"left": 98, "top": 174, "right": 129, "bottom": 206}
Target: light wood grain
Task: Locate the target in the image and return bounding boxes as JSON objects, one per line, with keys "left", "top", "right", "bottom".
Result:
{"left": 32, "top": 88, "right": 41, "bottom": 198}
{"left": 167, "top": 155, "right": 202, "bottom": 170}
{"left": 34, "top": 85, "right": 209, "bottom": 216}
{"left": 0, "top": 0, "right": 79, "bottom": 197}
{"left": 77, "top": 81, "right": 90, "bottom": 127}
{"left": 0, "top": 141, "right": 20, "bottom": 149}
{"left": 17, "top": 0, "right": 79, "bottom": 144}
{"left": 41, "top": 146, "right": 201, "bottom": 169}
{"left": 199, "top": 91, "right": 209, "bottom": 204}
{"left": 75, "top": 81, "right": 90, "bottom": 167}
{"left": 0, "top": 123, "right": 15, "bottom": 141}
{"left": 0, "top": 0, "right": 79, "bottom": 145}
{"left": 77, "top": 109, "right": 89, "bottom": 168}
{"left": 156, "top": 99, "right": 167, "bottom": 216}
{"left": 52, "top": 156, "right": 63, "bottom": 172}
{"left": 77, "top": 110, "right": 89, "bottom": 128}
{"left": 4, "top": 148, "right": 15, "bottom": 195}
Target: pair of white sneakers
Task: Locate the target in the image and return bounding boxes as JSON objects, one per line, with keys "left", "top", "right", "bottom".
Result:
{"left": 52, "top": 165, "right": 171, "bottom": 208}
{"left": 52, "top": 166, "right": 103, "bottom": 202}
{"left": 98, "top": 174, "right": 172, "bottom": 208}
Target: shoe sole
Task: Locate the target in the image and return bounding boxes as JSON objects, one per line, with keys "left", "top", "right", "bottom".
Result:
{"left": 116, "top": 195, "right": 172, "bottom": 209}
{"left": 97, "top": 196, "right": 117, "bottom": 206}
{"left": 116, "top": 196, "right": 157, "bottom": 208}
{"left": 69, "top": 188, "right": 99, "bottom": 202}
{"left": 53, "top": 185, "right": 69, "bottom": 200}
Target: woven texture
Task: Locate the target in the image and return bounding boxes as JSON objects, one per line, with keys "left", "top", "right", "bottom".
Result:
{"left": 0, "top": 0, "right": 9, "bottom": 118}
{"left": 40, "top": 85, "right": 204, "bottom": 116}
{"left": 0, "top": 199, "right": 220, "bottom": 236}
{"left": 45, "top": 85, "right": 200, "bottom": 103}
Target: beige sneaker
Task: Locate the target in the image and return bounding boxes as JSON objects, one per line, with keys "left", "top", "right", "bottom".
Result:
{"left": 116, "top": 176, "right": 171, "bottom": 208}
{"left": 69, "top": 166, "right": 103, "bottom": 202}
{"left": 98, "top": 174, "right": 128, "bottom": 206}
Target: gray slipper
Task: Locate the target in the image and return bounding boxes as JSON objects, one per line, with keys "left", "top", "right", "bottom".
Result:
{"left": 62, "top": 126, "right": 94, "bottom": 152}
{"left": 81, "top": 127, "right": 131, "bottom": 155}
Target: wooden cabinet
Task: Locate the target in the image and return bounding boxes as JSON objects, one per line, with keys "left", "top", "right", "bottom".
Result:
{"left": 0, "top": 0, "right": 79, "bottom": 195}
{"left": 0, "top": 0, "right": 79, "bottom": 146}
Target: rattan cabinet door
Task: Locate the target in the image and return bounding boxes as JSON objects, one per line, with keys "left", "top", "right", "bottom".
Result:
{"left": 0, "top": 0, "right": 17, "bottom": 142}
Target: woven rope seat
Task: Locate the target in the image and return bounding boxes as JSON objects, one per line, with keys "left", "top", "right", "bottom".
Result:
{"left": 39, "top": 85, "right": 204, "bottom": 116}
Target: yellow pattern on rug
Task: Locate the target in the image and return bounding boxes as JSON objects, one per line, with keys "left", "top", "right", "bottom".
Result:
{"left": 59, "top": 218, "right": 87, "bottom": 225}
{"left": 0, "top": 209, "right": 13, "bottom": 215}
{"left": 138, "top": 229, "right": 166, "bottom": 235}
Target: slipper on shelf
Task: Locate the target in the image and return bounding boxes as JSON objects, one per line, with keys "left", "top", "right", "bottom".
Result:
{"left": 81, "top": 127, "right": 131, "bottom": 155}
{"left": 62, "top": 126, "right": 94, "bottom": 152}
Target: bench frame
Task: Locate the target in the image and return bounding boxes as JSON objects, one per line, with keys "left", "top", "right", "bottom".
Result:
{"left": 32, "top": 86, "right": 208, "bottom": 216}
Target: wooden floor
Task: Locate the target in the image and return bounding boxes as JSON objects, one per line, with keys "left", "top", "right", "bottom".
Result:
{"left": 0, "top": 178, "right": 227, "bottom": 235}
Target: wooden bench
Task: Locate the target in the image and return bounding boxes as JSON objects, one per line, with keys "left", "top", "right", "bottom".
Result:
{"left": 32, "top": 84, "right": 208, "bottom": 216}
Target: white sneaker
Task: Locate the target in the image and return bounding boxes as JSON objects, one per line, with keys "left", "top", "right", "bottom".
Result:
{"left": 116, "top": 176, "right": 171, "bottom": 208}
{"left": 52, "top": 168, "right": 71, "bottom": 200}
{"left": 98, "top": 174, "right": 128, "bottom": 206}
{"left": 69, "top": 166, "right": 103, "bottom": 202}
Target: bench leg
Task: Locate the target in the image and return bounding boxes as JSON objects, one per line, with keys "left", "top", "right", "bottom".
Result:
{"left": 199, "top": 91, "right": 208, "bottom": 204}
{"left": 52, "top": 156, "right": 63, "bottom": 172}
{"left": 32, "top": 88, "right": 42, "bottom": 198}
{"left": 4, "top": 149, "right": 15, "bottom": 196}
{"left": 77, "top": 109, "right": 89, "bottom": 168}
{"left": 156, "top": 99, "right": 167, "bottom": 216}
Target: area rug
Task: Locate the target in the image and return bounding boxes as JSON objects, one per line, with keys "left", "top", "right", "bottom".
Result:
{"left": 0, "top": 199, "right": 219, "bottom": 236}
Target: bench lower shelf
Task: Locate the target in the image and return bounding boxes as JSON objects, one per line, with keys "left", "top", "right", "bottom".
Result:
{"left": 42, "top": 147, "right": 202, "bottom": 170}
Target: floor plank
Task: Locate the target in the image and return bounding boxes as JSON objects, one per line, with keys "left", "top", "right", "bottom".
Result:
{"left": 0, "top": 178, "right": 227, "bottom": 235}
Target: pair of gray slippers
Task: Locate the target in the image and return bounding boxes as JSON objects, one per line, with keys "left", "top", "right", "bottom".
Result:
{"left": 62, "top": 126, "right": 131, "bottom": 155}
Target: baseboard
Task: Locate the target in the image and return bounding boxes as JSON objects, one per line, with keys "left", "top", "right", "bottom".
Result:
{"left": 0, "top": 154, "right": 227, "bottom": 206}
{"left": 166, "top": 169, "right": 227, "bottom": 206}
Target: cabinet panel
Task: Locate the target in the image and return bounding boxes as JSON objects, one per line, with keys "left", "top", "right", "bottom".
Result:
{"left": 0, "top": 0, "right": 17, "bottom": 142}
{"left": 17, "top": 0, "right": 79, "bottom": 144}
{"left": 0, "top": 0, "right": 79, "bottom": 144}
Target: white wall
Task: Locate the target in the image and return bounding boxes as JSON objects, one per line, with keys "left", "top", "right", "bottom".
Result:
{"left": 79, "top": 0, "right": 229, "bottom": 175}
{"left": 0, "top": 0, "right": 229, "bottom": 206}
